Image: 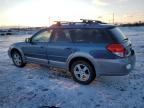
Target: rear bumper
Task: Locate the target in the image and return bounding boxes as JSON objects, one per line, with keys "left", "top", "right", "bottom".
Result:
{"left": 94, "top": 55, "right": 136, "bottom": 76}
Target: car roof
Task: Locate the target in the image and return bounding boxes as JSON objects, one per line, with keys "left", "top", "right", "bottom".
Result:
{"left": 49, "top": 24, "right": 115, "bottom": 29}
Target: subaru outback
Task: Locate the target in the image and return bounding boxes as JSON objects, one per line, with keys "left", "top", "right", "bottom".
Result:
{"left": 8, "top": 19, "right": 136, "bottom": 84}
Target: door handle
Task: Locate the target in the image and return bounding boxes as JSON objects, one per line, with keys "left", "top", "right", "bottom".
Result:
{"left": 40, "top": 46, "right": 44, "bottom": 48}
{"left": 65, "top": 48, "right": 72, "bottom": 51}
{"left": 64, "top": 48, "right": 75, "bottom": 53}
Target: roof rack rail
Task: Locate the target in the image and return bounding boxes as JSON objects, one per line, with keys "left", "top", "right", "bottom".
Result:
{"left": 54, "top": 21, "right": 84, "bottom": 26}
{"left": 80, "top": 19, "right": 104, "bottom": 24}
{"left": 54, "top": 21, "right": 72, "bottom": 23}
{"left": 54, "top": 21, "right": 79, "bottom": 24}
{"left": 52, "top": 19, "right": 107, "bottom": 27}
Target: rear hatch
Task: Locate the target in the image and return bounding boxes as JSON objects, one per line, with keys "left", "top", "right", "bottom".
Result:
{"left": 109, "top": 27, "right": 134, "bottom": 57}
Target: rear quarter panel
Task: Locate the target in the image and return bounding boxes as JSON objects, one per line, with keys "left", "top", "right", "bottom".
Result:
{"left": 66, "top": 43, "right": 110, "bottom": 74}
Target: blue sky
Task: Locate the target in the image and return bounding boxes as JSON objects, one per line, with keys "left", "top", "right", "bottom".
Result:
{"left": 0, "top": 0, "right": 144, "bottom": 26}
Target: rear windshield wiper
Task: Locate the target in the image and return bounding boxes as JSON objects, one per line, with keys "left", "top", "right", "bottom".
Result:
{"left": 124, "top": 38, "right": 128, "bottom": 41}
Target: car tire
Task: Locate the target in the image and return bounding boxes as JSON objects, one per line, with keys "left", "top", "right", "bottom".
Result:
{"left": 70, "top": 60, "right": 96, "bottom": 85}
{"left": 11, "top": 51, "right": 26, "bottom": 67}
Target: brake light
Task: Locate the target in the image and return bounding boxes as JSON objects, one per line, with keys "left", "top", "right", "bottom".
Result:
{"left": 107, "top": 43, "right": 125, "bottom": 57}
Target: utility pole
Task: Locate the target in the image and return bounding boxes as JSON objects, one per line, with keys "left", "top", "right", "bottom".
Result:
{"left": 113, "top": 12, "right": 115, "bottom": 24}
{"left": 48, "top": 16, "right": 51, "bottom": 26}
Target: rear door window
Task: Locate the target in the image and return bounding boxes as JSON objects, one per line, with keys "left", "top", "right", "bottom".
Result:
{"left": 51, "top": 29, "right": 71, "bottom": 43}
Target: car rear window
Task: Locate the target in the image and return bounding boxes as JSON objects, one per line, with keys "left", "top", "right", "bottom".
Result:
{"left": 109, "top": 27, "right": 127, "bottom": 42}
{"left": 64, "top": 29, "right": 115, "bottom": 43}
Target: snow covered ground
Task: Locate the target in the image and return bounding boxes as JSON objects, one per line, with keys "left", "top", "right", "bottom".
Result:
{"left": 0, "top": 27, "right": 144, "bottom": 108}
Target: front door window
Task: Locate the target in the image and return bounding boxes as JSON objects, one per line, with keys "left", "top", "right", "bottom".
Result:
{"left": 32, "top": 30, "right": 52, "bottom": 43}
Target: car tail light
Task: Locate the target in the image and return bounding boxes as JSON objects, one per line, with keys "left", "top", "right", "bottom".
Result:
{"left": 107, "top": 43, "right": 125, "bottom": 57}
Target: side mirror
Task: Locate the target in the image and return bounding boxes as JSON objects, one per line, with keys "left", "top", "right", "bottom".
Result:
{"left": 25, "top": 38, "right": 31, "bottom": 43}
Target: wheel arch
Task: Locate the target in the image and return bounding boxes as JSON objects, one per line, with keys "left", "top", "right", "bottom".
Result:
{"left": 10, "top": 48, "right": 26, "bottom": 63}
{"left": 67, "top": 56, "right": 96, "bottom": 75}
